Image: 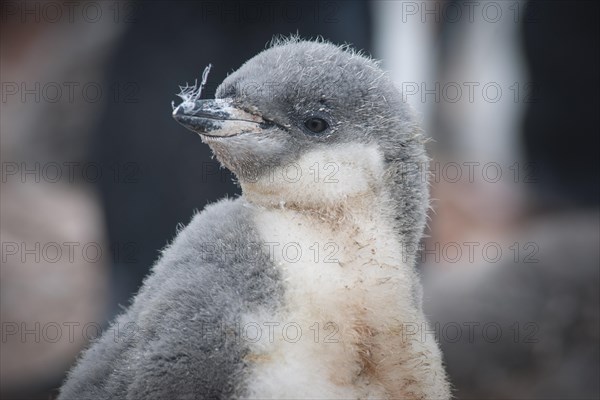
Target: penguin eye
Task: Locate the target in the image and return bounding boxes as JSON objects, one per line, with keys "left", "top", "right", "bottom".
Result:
{"left": 304, "top": 117, "right": 329, "bottom": 134}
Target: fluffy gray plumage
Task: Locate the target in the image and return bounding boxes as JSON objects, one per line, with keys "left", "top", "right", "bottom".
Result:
{"left": 211, "top": 39, "right": 428, "bottom": 253}
{"left": 59, "top": 201, "right": 283, "bottom": 398}
{"left": 59, "top": 38, "right": 435, "bottom": 399}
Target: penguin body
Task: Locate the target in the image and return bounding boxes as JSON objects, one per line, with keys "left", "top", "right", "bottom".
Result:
{"left": 59, "top": 199, "right": 283, "bottom": 399}
{"left": 244, "top": 144, "right": 444, "bottom": 398}
{"left": 60, "top": 38, "right": 450, "bottom": 399}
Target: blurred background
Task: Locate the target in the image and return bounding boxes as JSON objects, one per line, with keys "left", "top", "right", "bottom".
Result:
{"left": 1, "top": 0, "right": 598, "bottom": 399}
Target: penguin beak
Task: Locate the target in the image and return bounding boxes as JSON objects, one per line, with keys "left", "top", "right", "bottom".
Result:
{"left": 172, "top": 98, "right": 265, "bottom": 138}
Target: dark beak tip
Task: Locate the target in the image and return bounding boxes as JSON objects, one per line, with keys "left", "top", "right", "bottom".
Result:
{"left": 172, "top": 104, "right": 186, "bottom": 119}
{"left": 170, "top": 97, "right": 262, "bottom": 137}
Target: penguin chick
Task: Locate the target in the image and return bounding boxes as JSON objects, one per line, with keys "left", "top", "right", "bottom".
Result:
{"left": 59, "top": 38, "right": 450, "bottom": 400}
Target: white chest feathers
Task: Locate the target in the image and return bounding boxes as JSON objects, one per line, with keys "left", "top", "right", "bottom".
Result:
{"left": 238, "top": 145, "right": 449, "bottom": 399}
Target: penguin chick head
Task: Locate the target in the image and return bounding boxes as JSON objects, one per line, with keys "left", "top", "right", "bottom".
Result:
{"left": 173, "top": 39, "right": 428, "bottom": 246}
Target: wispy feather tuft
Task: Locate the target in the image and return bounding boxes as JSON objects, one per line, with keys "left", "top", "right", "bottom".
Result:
{"left": 173, "top": 64, "right": 212, "bottom": 113}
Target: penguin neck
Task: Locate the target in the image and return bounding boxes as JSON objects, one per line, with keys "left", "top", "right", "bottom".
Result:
{"left": 242, "top": 186, "right": 383, "bottom": 224}
{"left": 239, "top": 143, "right": 400, "bottom": 227}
